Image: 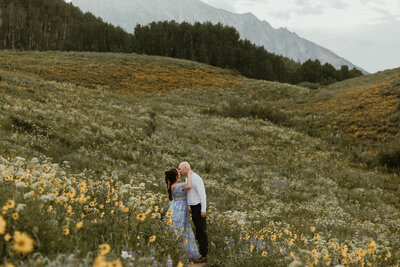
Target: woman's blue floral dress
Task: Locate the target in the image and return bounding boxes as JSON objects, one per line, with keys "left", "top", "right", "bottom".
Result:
{"left": 167, "top": 182, "right": 201, "bottom": 261}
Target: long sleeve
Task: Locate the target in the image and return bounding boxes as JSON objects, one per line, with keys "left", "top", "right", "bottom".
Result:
{"left": 186, "top": 173, "right": 207, "bottom": 211}
{"left": 195, "top": 175, "right": 207, "bottom": 212}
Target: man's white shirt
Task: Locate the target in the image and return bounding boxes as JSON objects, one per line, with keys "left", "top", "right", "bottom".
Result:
{"left": 186, "top": 172, "right": 207, "bottom": 212}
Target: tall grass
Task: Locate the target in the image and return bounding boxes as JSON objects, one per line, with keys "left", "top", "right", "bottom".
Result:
{"left": 0, "top": 51, "right": 399, "bottom": 266}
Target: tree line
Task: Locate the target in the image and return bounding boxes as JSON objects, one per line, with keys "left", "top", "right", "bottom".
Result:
{"left": 0, "top": 0, "right": 131, "bottom": 52}
{"left": 0, "top": 0, "right": 362, "bottom": 85}
{"left": 132, "top": 21, "right": 363, "bottom": 84}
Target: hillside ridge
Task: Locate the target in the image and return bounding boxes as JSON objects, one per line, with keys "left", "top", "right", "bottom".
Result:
{"left": 70, "top": 0, "right": 365, "bottom": 71}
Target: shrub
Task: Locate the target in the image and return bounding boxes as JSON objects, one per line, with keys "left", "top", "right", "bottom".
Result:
{"left": 203, "top": 100, "right": 288, "bottom": 125}
{"left": 297, "top": 81, "right": 320, "bottom": 90}
{"left": 378, "top": 139, "right": 400, "bottom": 170}
{"left": 389, "top": 112, "right": 400, "bottom": 123}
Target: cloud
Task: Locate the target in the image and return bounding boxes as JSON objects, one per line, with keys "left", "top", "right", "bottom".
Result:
{"left": 201, "top": 0, "right": 400, "bottom": 72}
{"left": 294, "top": 18, "right": 400, "bottom": 72}
{"left": 329, "top": 0, "right": 348, "bottom": 9}
{"left": 293, "top": 1, "right": 325, "bottom": 16}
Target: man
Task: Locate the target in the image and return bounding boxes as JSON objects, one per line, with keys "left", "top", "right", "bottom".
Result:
{"left": 179, "top": 161, "right": 208, "bottom": 260}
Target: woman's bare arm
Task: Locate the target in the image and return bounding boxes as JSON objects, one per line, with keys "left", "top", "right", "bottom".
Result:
{"left": 182, "top": 170, "right": 193, "bottom": 190}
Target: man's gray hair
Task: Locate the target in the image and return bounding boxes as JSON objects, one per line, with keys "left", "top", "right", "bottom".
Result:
{"left": 179, "top": 161, "right": 191, "bottom": 169}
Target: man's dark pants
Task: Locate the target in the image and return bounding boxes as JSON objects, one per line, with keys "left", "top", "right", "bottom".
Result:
{"left": 190, "top": 203, "right": 208, "bottom": 257}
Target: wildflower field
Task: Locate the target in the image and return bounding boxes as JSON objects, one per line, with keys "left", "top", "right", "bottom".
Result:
{"left": 0, "top": 51, "right": 399, "bottom": 266}
{"left": 282, "top": 68, "right": 400, "bottom": 170}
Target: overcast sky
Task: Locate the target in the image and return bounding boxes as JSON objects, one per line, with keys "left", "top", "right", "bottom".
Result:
{"left": 201, "top": 0, "right": 400, "bottom": 73}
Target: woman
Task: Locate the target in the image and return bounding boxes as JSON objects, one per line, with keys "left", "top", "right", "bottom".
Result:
{"left": 164, "top": 168, "right": 206, "bottom": 263}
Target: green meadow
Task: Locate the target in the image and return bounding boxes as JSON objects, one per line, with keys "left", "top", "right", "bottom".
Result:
{"left": 0, "top": 51, "right": 399, "bottom": 266}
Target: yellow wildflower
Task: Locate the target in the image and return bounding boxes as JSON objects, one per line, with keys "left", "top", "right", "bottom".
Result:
{"left": 2, "top": 206, "right": 8, "bottom": 215}
{"left": 4, "top": 233, "right": 12, "bottom": 241}
{"left": 262, "top": 251, "right": 268, "bottom": 257}
{"left": 12, "top": 213, "right": 19, "bottom": 220}
{"left": 93, "top": 255, "right": 107, "bottom": 267}
{"left": 12, "top": 231, "right": 34, "bottom": 255}
{"left": 6, "top": 200, "right": 16, "bottom": 209}
{"left": 311, "top": 249, "right": 319, "bottom": 258}
{"left": 109, "top": 259, "right": 123, "bottom": 267}
{"left": 63, "top": 228, "right": 70, "bottom": 236}
{"left": 270, "top": 234, "right": 276, "bottom": 242}
{"left": 99, "top": 243, "right": 111, "bottom": 256}
{"left": 0, "top": 216, "right": 6, "bottom": 235}
{"left": 386, "top": 251, "right": 391, "bottom": 258}
{"left": 367, "top": 240, "right": 376, "bottom": 253}
{"left": 166, "top": 210, "right": 173, "bottom": 218}
{"left": 250, "top": 245, "right": 255, "bottom": 253}
{"left": 136, "top": 213, "right": 146, "bottom": 221}
{"left": 76, "top": 221, "right": 83, "bottom": 230}
{"left": 149, "top": 235, "right": 156, "bottom": 243}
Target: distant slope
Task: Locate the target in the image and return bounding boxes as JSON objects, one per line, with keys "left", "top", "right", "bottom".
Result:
{"left": 289, "top": 68, "right": 400, "bottom": 149}
{"left": 323, "top": 67, "right": 400, "bottom": 92}
{"left": 0, "top": 51, "right": 242, "bottom": 94}
{"left": 70, "top": 0, "right": 365, "bottom": 72}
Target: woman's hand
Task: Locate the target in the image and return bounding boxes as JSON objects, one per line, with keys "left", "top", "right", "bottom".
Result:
{"left": 182, "top": 169, "right": 193, "bottom": 190}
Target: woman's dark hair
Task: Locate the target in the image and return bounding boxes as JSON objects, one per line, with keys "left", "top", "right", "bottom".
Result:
{"left": 165, "top": 168, "right": 178, "bottom": 201}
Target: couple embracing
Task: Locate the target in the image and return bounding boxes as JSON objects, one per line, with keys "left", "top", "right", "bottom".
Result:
{"left": 164, "top": 162, "right": 208, "bottom": 264}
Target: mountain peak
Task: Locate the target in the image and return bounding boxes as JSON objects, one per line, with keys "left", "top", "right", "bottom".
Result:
{"left": 70, "top": 0, "right": 362, "bottom": 70}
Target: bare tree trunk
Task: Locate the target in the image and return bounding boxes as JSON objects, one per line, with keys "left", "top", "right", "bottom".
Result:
{"left": 0, "top": 9, "right": 3, "bottom": 49}
{"left": 11, "top": 28, "right": 14, "bottom": 49}
{"left": 63, "top": 23, "right": 67, "bottom": 40}
{"left": 0, "top": 9, "right": 3, "bottom": 28}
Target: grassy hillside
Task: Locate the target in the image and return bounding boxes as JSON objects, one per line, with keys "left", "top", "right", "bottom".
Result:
{"left": 278, "top": 67, "right": 400, "bottom": 171}
{"left": 0, "top": 51, "right": 241, "bottom": 93}
{"left": 0, "top": 51, "right": 399, "bottom": 266}
{"left": 304, "top": 75, "right": 399, "bottom": 145}
{"left": 323, "top": 67, "right": 400, "bottom": 92}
